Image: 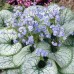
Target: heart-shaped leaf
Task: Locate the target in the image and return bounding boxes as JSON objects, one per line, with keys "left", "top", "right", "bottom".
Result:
{"left": 13, "top": 45, "right": 31, "bottom": 67}
{"left": 49, "top": 46, "right": 72, "bottom": 68}
{"left": 62, "top": 20, "right": 74, "bottom": 37}
{"left": 61, "top": 47, "right": 74, "bottom": 74}
{"left": 0, "top": 56, "right": 16, "bottom": 69}
{"left": 13, "top": 42, "right": 50, "bottom": 67}
{"left": 0, "top": 28, "right": 22, "bottom": 69}
{"left": 20, "top": 55, "right": 58, "bottom": 74}
{"left": 0, "top": 28, "right": 22, "bottom": 56}
{"left": 60, "top": 8, "right": 74, "bottom": 26}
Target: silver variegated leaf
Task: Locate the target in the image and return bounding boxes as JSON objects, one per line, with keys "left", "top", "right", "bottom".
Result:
{"left": 60, "top": 8, "right": 74, "bottom": 37}
{"left": 0, "top": 28, "right": 22, "bottom": 56}
{"left": 13, "top": 45, "right": 31, "bottom": 67}
{"left": 49, "top": 46, "right": 72, "bottom": 68}
{"left": 0, "top": 10, "right": 12, "bottom": 27}
{"left": 61, "top": 47, "right": 74, "bottom": 74}
{"left": 62, "top": 20, "right": 74, "bottom": 37}
{"left": 60, "top": 8, "right": 74, "bottom": 26}
{"left": 1, "top": 69, "right": 20, "bottom": 74}
{"left": 0, "top": 56, "right": 16, "bottom": 69}
{"left": 21, "top": 55, "right": 58, "bottom": 74}
{"left": 36, "top": 42, "right": 50, "bottom": 50}
{"left": 63, "top": 35, "right": 74, "bottom": 46}
{"left": 13, "top": 42, "right": 50, "bottom": 67}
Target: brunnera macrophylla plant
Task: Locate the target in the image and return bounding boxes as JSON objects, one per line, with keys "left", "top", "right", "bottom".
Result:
{"left": 0, "top": 3, "right": 74, "bottom": 74}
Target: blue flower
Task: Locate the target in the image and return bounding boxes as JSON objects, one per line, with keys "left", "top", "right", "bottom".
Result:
{"left": 39, "top": 33, "right": 44, "bottom": 38}
{"left": 17, "top": 22, "right": 23, "bottom": 27}
{"left": 6, "top": 5, "right": 65, "bottom": 47}
{"left": 52, "top": 8, "right": 60, "bottom": 16}
{"left": 58, "top": 27, "right": 64, "bottom": 37}
{"left": 55, "top": 15, "right": 60, "bottom": 22}
{"left": 33, "top": 21, "right": 39, "bottom": 27}
{"left": 18, "top": 33, "right": 24, "bottom": 38}
{"left": 28, "top": 26, "right": 33, "bottom": 32}
{"left": 48, "top": 13, "right": 54, "bottom": 19}
{"left": 13, "top": 39, "right": 18, "bottom": 44}
{"left": 36, "top": 13, "right": 43, "bottom": 19}
{"left": 35, "top": 48, "right": 48, "bottom": 57}
{"left": 24, "top": 17, "right": 34, "bottom": 25}
{"left": 39, "top": 25, "right": 47, "bottom": 32}
{"left": 26, "top": 36, "right": 34, "bottom": 45}
{"left": 18, "top": 27, "right": 27, "bottom": 35}
{"left": 34, "top": 27, "right": 41, "bottom": 33}
{"left": 50, "top": 25, "right": 64, "bottom": 37}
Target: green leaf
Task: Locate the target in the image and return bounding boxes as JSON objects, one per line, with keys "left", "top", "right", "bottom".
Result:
{"left": 0, "top": 56, "right": 16, "bottom": 69}
{"left": 0, "top": 43, "right": 22, "bottom": 56}
{"left": 62, "top": 20, "right": 74, "bottom": 37}
{"left": 49, "top": 46, "right": 72, "bottom": 68}
{"left": 6, "top": 69, "right": 20, "bottom": 74}
{"left": 0, "top": 0, "right": 6, "bottom": 11}
{"left": 60, "top": 8, "right": 74, "bottom": 26}
{"left": 0, "top": 28, "right": 22, "bottom": 69}
{"left": 13, "top": 45, "right": 31, "bottom": 67}
{"left": 60, "top": 8, "right": 74, "bottom": 38}
{"left": 1, "top": 69, "right": 20, "bottom": 74}
{"left": 0, "top": 28, "right": 17, "bottom": 43}
{"left": 20, "top": 55, "right": 58, "bottom": 74}
{"left": 34, "top": 16, "right": 40, "bottom": 22}
{"left": 0, "top": 10, "right": 12, "bottom": 27}
{"left": 0, "top": 28, "right": 22, "bottom": 56}
{"left": 2, "top": 3, "right": 13, "bottom": 11}
{"left": 36, "top": 42, "right": 50, "bottom": 50}
{"left": 61, "top": 47, "right": 74, "bottom": 74}
{"left": 13, "top": 42, "right": 50, "bottom": 67}
{"left": 50, "top": 18, "right": 55, "bottom": 24}
{"left": 63, "top": 35, "right": 74, "bottom": 46}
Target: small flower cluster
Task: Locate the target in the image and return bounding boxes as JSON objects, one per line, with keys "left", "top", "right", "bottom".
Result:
{"left": 6, "top": 5, "right": 65, "bottom": 56}
{"left": 50, "top": 25, "right": 64, "bottom": 37}
{"left": 35, "top": 48, "right": 48, "bottom": 57}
